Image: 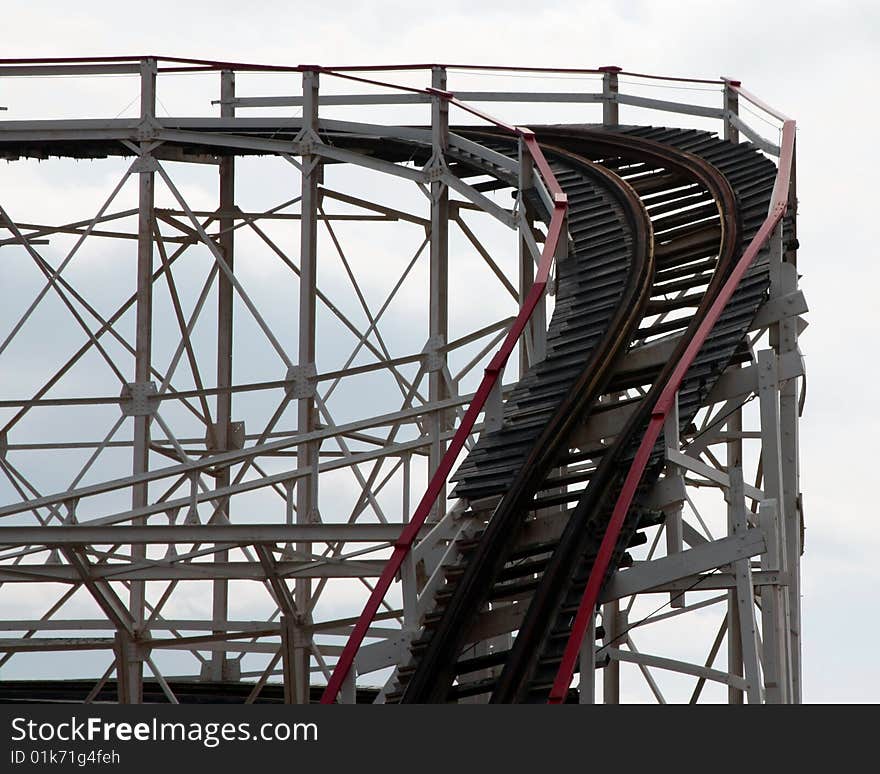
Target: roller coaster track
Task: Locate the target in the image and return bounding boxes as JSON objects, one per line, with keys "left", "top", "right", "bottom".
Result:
{"left": 492, "top": 127, "right": 779, "bottom": 703}
{"left": 321, "top": 123, "right": 785, "bottom": 704}
{"left": 0, "top": 59, "right": 799, "bottom": 705}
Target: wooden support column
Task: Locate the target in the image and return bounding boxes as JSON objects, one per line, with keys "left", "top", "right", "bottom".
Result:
{"left": 428, "top": 66, "right": 449, "bottom": 520}
{"left": 602, "top": 599, "right": 620, "bottom": 703}
{"left": 281, "top": 614, "right": 307, "bottom": 704}
{"left": 758, "top": 348, "right": 792, "bottom": 703}
{"left": 728, "top": 468, "right": 763, "bottom": 704}
{"left": 771, "top": 210, "right": 803, "bottom": 703}
{"left": 726, "top": 403, "right": 745, "bottom": 704}
{"left": 723, "top": 77, "right": 740, "bottom": 143}
{"left": 292, "top": 68, "right": 320, "bottom": 704}
{"left": 126, "top": 56, "right": 157, "bottom": 705}
{"left": 517, "top": 138, "right": 547, "bottom": 375}
{"left": 578, "top": 614, "right": 597, "bottom": 704}
{"left": 663, "top": 394, "right": 684, "bottom": 608}
{"left": 210, "top": 68, "right": 236, "bottom": 683}
{"left": 601, "top": 66, "right": 621, "bottom": 127}
{"left": 759, "top": 499, "right": 789, "bottom": 704}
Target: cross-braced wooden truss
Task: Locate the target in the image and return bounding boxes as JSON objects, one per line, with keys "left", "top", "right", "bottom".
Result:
{"left": 0, "top": 58, "right": 803, "bottom": 704}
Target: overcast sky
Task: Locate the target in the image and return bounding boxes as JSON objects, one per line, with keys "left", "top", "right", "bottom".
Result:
{"left": 0, "top": 0, "right": 877, "bottom": 702}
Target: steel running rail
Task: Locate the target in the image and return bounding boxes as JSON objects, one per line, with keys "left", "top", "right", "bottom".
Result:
{"left": 547, "top": 112, "right": 796, "bottom": 704}
{"left": 319, "top": 110, "right": 567, "bottom": 705}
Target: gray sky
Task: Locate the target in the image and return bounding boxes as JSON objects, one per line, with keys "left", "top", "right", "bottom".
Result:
{"left": 0, "top": 0, "right": 877, "bottom": 702}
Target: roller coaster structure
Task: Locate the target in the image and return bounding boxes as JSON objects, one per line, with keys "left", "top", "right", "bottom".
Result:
{"left": 0, "top": 58, "right": 802, "bottom": 704}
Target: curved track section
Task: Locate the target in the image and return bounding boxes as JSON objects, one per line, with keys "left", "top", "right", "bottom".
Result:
{"left": 386, "top": 126, "right": 779, "bottom": 703}
{"left": 492, "top": 128, "right": 778, "bottom": 702}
